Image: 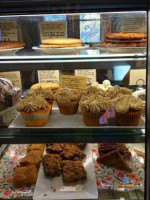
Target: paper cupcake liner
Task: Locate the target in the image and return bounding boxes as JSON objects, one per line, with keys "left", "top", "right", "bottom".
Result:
{"left": 21, "top": 105, "right": 51, "bottom": 127}
{"left": 116, "top": 109, "right": 142, "bottom": 126}
{"left": 56, "top": 100, "right": 79, "bottom": 115}
{"left": 82, "top": 111, "right": 105, "bottom": 126}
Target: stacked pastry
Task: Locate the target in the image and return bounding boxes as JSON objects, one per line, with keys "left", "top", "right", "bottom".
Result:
{"left": 13, "top": 144, "right": 45, "bottom": 187}
{"left": 100, "top": 32, "right": 147, "bottom": 47}
{"left": 40, "top": 38, "right": 82, "bottom": 48}
{"left": 43, "top": 143, "right": 87, "bottom": 184}
{"left": 97, "top": 143, "right": 132, "bottom": 172}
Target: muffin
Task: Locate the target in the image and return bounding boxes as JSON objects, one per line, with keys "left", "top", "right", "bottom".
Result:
{"left": 55, "top": 88, "right": 81, "bottom": 115}
{"left": 80, "top": 94, "right": 110, "bottom": 126}
{"left": 115, "top": 95, "right": 144, "bottom": 126}
{"left": 17, "top": 94, "right": 51, "bottom": 127}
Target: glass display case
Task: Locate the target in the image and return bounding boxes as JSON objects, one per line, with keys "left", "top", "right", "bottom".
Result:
{"left": 0, "top": 0, "right": 149, "bottom": 200}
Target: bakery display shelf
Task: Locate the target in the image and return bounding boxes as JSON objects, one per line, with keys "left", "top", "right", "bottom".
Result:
{"left": 0, "top": 144, "right": 144, "bottom": 200}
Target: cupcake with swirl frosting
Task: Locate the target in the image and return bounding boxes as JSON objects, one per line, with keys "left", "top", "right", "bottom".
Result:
{"left": 80, "top": 94, "right": 110, "bottom": 126}
{"left": 55, "top": 88, "right": 81, "bottom": 115}
{"left": 115, "top": 95, "right": 144, "bottom": 126}
{"left": 28, "top": 86, "right": 53, "bottom": 105}
{"left": 17, "top": 94, "right": 51, "bottom": 127}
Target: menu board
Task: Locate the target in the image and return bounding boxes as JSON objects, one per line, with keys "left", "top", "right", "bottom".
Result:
{"left": 60, "top": 75, "right": 87, "bottom": 89}
{"left": 0, "top": 21, "right": 18, "bottom": 41}
{"left": 40, "top": 21, "right": 67, "bottom": 41}
{"left": 38, "top": 70, "right": 59, "bottom": 83}
{"left": 129, "top": 69, "right": 146, "bottom": 85}
{"left": 75, "top": 69, "right": 96, "bottom": 84}
{"left": 0, "top": 71, "right": 21, "bottom": 88}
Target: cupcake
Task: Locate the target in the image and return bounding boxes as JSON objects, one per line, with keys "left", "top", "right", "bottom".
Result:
{"left": 55, "top": 88, "right": 81, "bottom": 115}
{"left": 80, "top": 94, "right": 110, "bottom": 126}
{"left": 28, "top": 86, "right": 53, "bottom": 105}
{"left": 17, "top": 94, "right": 51, "bottom": 127}
{"left": 115, "top": 95, "right": 144, "bottom": 126}
{"left": 106, "top": 85, "right": 131, "bottom": 99}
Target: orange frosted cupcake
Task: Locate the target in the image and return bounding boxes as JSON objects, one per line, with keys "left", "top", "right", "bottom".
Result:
{"left": 55, "top": 88, "right": 81, "bottom": 115}
{"left": 17, "top": 94, "right": 51, "bottom": 127}
{"left": 80, "top": 94, "right": 110, "bottom": 126}
{"left": 115, "top": 95, "right": 144, "bottom": 126}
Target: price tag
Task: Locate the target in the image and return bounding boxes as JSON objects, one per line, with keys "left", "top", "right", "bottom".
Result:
{"left": 0, "top": 71, "right": 21, "bottom": 88}
{"left": 0, "top": 21, "right": 18, "bottom": 41}
{"left": 129, "top": 69, "right": 146, "bottom": 85}
{"left": 60, "top": 75, "right": 87, "bottom": 89}
{"left": 75, "top": 69, "right": 96, "bottom": 84}
{"left": 40, "top": 21, "right": 67, "bottom": 41}
{"left": 38, "top": 70, "right": 59, "bottom": 83}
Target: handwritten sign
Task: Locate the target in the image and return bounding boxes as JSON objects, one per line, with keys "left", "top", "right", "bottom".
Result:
{"left": 40, "top": 21, "right": 67, "bottom": 41}
{"left": 0, "top": 71, "right": 21, "bottom": 88}
{"left": 129, "top": 69, "right": 146, "bottom": 85}
{"left": 75, "top": 69, "right": 96, "bottom": 84}
{"left": 38, "top": 70, "right": 59, "bottom": 83}
{"left": 0, "top": 21, "right": 18, "bottom": 41}
{"left": 60, "top": 75, "right": 87, "bottom": 89}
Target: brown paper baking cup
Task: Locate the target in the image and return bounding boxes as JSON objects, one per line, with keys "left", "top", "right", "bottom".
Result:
{"left": 115, "top": 109, "right": 142, "bottom": 126}
{"left": 56, "top": 100, "right": 79, "bottom": 115}
{"left": 82, "top": 111, "right": 105, "bottom": 126}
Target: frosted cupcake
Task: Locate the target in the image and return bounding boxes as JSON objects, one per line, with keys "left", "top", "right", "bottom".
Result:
{"left": 55, "top": 88, "right": 81, "bottom": 115}
{"left": 80, "top": 94, "right": 110, "bottom": 126}
{"left": 115, "top": 95, "right": 144, "bottom": 126}
{"left": 28, "top": 86, "right": 53, "bottom": 105}
{"left": 17, "top": 94, "right": 51, "bottom": 127}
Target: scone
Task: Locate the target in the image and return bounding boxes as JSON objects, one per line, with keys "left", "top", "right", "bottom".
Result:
{"left": 46, "top": 143, "right": 64, "bottom": 154}
{"left": 20, "top": 150, "right": 43, "bottom": 167}
{"left": 42, "top": 154, "right": 62, "bottom": 177}
{"left": 27, "top": 144, "right": 45, "bottom": 152}
{"left": 62, "top": 160, "right": 86, "bottom": 184}
{"left": 13, "top": 165, "right": 38, "bottom": 187}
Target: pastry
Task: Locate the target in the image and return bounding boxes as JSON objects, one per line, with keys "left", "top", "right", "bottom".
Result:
{"left": 20, "top": 150, "right": 43, "bottom": 167}
{"left": 40, "top": 43, "right": 82, "bottom": 48}
{"left": 105, "top": 32, "right": 147, "bottom": 40}
{"left": 27, "top": 144, "right": 45, "bottom": 152}
{"left": 13, "top": 165, "right": 38, "bottom": 187}
{"left": 105, "top": 38, "right": 147, "bottom": 43}
{"left": 55, "top": 88, "right": 81, "bottom": 115}
{"left": 98, "top": 143, "right": 132, "bottom": 160}
{"left": 42, "top": 154, "right": 62, "bottom": 177}
{"left": 17, "top": 94, "right": 51, "bottom": 127}
{"left": 60, "top": 144, "right": 85, "bottom": 161}
{"left": 80, "top": 93, "right": 110, "bottom": 126}
{"left": 41, "top": 38, "right": 82, "bottom": 45}
{"left": 62, "top": 160, "right": 86, "bottom": 184}
{"left": 97, "top": 150, "right": 132, "bottom": 172}
{"left": 0, "top": 78, "right": 22, "bottom": 111}
{"left": 28, "top": 86, "right": 53, "bottom": 105}
{"left": 46, "top": 143, "right": 64, "bottom": 154}
{"left": 0, "top": 41, "right": 25, "bottom": 50}
{"left": 115, "top": 94, "right": 144, "bottom": 126}
{"left": 31, "top": 82, "right": 59, "bottom": 94}
{"left": 100, "top": 41, "right": 146, "bottom": 47}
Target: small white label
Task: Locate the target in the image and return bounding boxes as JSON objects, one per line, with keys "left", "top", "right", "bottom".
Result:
{"left": 40, "top": 21, "right": 67, "bottom": 41}
{"left": 0, "top": 21, "right": 18, "bottom": 41}
{"left": 38, "top": 70, "right": 59, "bottom": 83}
{"left": 0, "top": 71, "right": 21, "bottom": 88}
{"left": 129, "top": 69, "right": 146, "bottom": 85}
{"left": 75, "top": 69, "right": 96, "bottom": 84}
